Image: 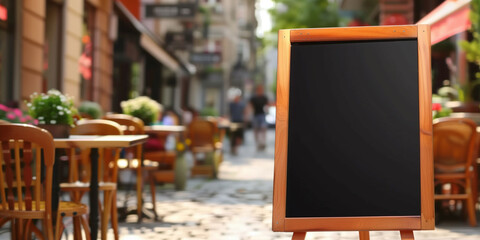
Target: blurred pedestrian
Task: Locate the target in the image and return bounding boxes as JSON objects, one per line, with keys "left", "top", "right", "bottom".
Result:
{"left": 229, "top": 92, "right": 246, "bottom": 155}
{"left": 249, "top": 85, "right": 269, "bottom": 151}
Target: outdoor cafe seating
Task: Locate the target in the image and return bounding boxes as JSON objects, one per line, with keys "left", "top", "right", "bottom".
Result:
{"left": 60, "top": 119, "right": 123, "bottom": 240}
{"left": 433, "top": 117, "right": 478, "bottom": 226}
{"left": 103, "top": 114, "right": 145, "bottom": 221}
{"left": 0, "top": 124, "right": 90, "bottom": 239}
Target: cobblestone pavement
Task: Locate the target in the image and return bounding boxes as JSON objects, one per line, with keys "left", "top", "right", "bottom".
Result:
{"left": 112, "top": 129, "right": 480, "bottom": 240}
{"left": 1, "top": 130, "right": 480, "bottom": 239}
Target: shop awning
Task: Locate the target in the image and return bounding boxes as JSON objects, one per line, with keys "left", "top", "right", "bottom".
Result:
{"left": 115, "top": 2, "right": 195, "bottom": 74}
{"left": 417, "top": 0, "right": 471, "bottom": 45}
{"left": 140, "top": 34, "right": 179, "bottom": 71}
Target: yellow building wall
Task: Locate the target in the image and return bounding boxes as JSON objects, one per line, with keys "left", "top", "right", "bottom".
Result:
{"left": 21, "top": 0, "right": 46, "bottom": 103}
{"left": 93, "top": 0, "right": 113, "bottom": 112}
{"left": 63, "top": 0, "right": 84, "bottom": 106}
{"left": 20, "top": 0, "right": 113, "bottom": 111}
{"left": 64, "top": 0, "right": 113, "bottom": 111}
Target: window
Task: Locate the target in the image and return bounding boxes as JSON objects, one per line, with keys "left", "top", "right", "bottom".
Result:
{"left": 0, "top": 0, "right": 14, "bottom": 104}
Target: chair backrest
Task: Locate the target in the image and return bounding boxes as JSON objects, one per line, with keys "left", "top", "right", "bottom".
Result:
{"left": 70, "top": 119, "right": 123, "bottom": 182}
{"left": 103, "top": 114, "right": 144, "bottom": 135}
{"left": 0, "top": 124, "right": 54, "bottom": 220}
{"left": 72, "top": 119, "right": 124, "bottom": 135}
{"left": 433, "top": 117, "right": 478, "bottom": 173}
{"left": 188, "top": 119, "right": 216, "bottom": 148}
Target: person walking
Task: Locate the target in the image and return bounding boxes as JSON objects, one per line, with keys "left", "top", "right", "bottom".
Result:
{"left": 249, "top": 85, "right": 269, "bottom": 151}
{"left": 229, "top": 92, "right": 246, "bottom": 155}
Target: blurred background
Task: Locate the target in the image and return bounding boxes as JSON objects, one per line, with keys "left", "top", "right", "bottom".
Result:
{"left": 0, "top": 0, "right": 476, "bottom": 119}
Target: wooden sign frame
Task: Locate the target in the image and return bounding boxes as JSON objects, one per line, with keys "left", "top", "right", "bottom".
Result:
{"left": 273, "top": 25, "right": 434, "bottom": 233}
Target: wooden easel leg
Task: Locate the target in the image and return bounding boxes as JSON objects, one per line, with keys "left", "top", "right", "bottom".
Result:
{"left": 359, "top": 231, "right": 370, "bottom": 240}
{"left": 292, "top": 232, "right": 306, "bottom": 240}
{"left": 400, "top": 230, "right": 414, "bottom": 240}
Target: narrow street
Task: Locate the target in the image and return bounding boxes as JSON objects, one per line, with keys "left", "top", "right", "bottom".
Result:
{"left": 0, "top": 130, "right": 479, "bottom": 239}
{"left": 113, "top": 129, "right": 480, "bottom": 240}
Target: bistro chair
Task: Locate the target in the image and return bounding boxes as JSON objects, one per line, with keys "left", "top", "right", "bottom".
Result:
{"left": 433, "top": 117, "right": 478, "bottom": 226}
{"left": 188, "top": 118, "right": 222, "bottom": 178}
{"left": 103, "top": 114, "right": 145, "bottom": 221}
{"left": 0, "top": 124, "right": 89, "bottom": 240}
{"left": 60, "top": 119, "right": 123, "bottom": 240}
{"left": 143, "top": 132, "right": 178, "bottom": 220}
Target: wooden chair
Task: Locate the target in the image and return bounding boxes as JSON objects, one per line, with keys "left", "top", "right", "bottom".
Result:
{"left": 0, "top": 124, "right": 89, "bottom": 240}
{"left": 143, "top": 132, "right": 177, "bottom": 220}
{"left": 433, "top": 117, "right": 478, "bottom": 226}
{"left": 188, "top": 119, "right": 222, "bottom": 178}
{"left": 103, "top": 114, "right": 145, "bottom": 221}
{"left": 60, "top": 119, "right": 122, "bottom": 240}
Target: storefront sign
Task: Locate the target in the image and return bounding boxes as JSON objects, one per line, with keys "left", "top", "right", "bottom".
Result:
{"left": 145, "top": 3, "right": 196, "bottom": 18}
{"left": 166, "top": 31, "right": 193, "bottom": 50}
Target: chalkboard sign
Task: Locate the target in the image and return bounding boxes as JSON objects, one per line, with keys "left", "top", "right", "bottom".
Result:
{"left": 273, "top": 25, "right": 434, "bottom": 233}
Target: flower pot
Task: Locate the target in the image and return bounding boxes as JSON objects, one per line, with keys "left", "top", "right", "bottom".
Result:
{"left": 174, "top": 152, "right": 187, "bottom": 190}
{"left": 37, "top": 124, "right": 71, "bottom": 138}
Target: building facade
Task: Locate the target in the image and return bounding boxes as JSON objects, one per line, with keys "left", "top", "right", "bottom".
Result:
{"left": 0, "top": 0, "right": 114, "bottom": 111}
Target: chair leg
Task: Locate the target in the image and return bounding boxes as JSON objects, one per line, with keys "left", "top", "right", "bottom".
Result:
{"left": 150, "top": 175, "right": 158, "bottom": 220}
{"left": 102, "top": 190, "right": 113, "bottom": 240}
{"left": 79, "top": 216, "right": 91, "bottom": 240}
{"left": 54, "top": 212, "right": 64, "bottom": 240}
{"left": 136, "top": 154, "right": 143, "bottom": 222}
{"left": 465, "top": 178, "right": 477, "bottom": 226}
{"left": 73, "top": 216, "right": 82, "bottom": 240}
{"left": 11, "top": 219, "right": 18, "bottom": 240}
{"left": 111, "top": 190, "right": 119, "bottom": 240}
{"left": 18, "top": 218, "right": 24, "bottom": 238}
{"left": 23, "top": 219, "right": 32, "bottom": 240}
{"left": 30, "top": 223, "right": 45, "bottom": 240}
{"left": 467, "top": 194, "right": 477, "bottom": 226}
{"left": 43, "top": 215, "right": 54, "bottom": 240}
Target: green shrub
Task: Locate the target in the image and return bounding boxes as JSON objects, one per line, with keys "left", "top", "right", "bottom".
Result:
{"left": 78, "top": 101, "right": 103, "bottom": 119}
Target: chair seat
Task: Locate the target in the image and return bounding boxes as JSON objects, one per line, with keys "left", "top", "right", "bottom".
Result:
{"left": 60, "top": 181, "right": 117, "bottom": 191}
{"left": 0, "top": 201, "right": 88, "bottom": 219}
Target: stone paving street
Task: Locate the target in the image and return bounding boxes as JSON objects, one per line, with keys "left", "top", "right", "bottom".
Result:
{"left": 1, "top": 130, "right": 480, "bottom": 239}
{"left": 112, "top": 129, "right": 480, "bottom": 240}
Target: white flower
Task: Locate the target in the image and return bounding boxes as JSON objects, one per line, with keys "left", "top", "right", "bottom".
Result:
{"left": 50, "top": 120, "right": 57, "bottom": 124}
{"left": 59, "top": 111, "right": 64, "bottom": 115}
{"left": 47, "top": 89, "right": 61, "bottom": 96}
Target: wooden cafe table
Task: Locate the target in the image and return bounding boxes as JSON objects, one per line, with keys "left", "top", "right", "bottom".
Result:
{"left": 144, "top": 125, "right": 186, "bottom": 135}
{"left": 53, "top": 134, "right": 148, "bottom": 240}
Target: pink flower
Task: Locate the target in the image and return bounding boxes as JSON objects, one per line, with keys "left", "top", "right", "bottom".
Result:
{"left": 19, "top": 117, "right": 26, "bottom": 122}
{"left": 0, "top": 104, "right": 9, "bottom": 111}
{"left": 33, "top": 119, "right": 39, "bottom": 125}
{"left": 13, "top": 108, "right": 22, "bottom": 117}
{"left": 6, "top": 113, "right": 15, "bottom": 120}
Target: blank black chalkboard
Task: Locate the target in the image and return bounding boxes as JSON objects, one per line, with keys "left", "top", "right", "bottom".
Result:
{"left": 285, "top": 39, "right": 420, "bottom": 218}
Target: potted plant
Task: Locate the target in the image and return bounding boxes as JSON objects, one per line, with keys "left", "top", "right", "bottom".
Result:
{"left": 120, "top": 96, "right": 162, "bottom": 125}
{"left": 26, "top": 89, "right": 78, "bottom": 138}
{"left": 78, "top": 101, "right": 103, "bottom": 119}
